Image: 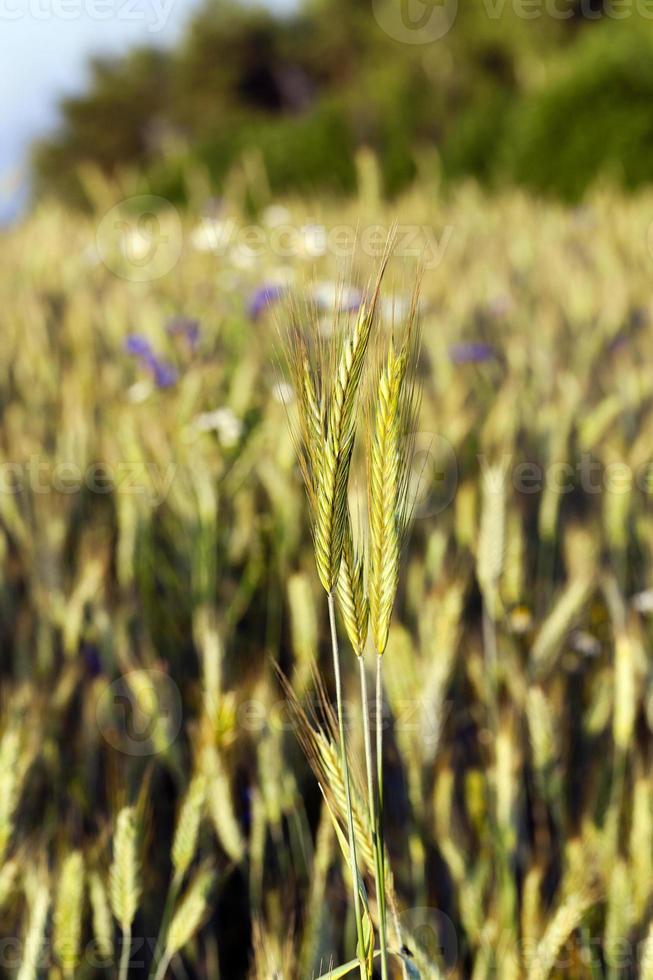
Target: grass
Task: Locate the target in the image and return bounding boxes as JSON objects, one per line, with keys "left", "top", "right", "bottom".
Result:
{"left": 1, "top": 170, "right": 653, "bottom": 976}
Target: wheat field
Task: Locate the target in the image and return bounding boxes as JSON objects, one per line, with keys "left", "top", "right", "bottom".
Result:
{"left": 2, "top": 169, "right": 653, "bottom": 978}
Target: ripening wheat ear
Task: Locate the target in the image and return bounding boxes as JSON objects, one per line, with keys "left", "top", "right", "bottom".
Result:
{"left": 172, "top": 773, "right": 207, "bottom": 881}
{"left": 17, "top": 871, "right": 50, "bottom": 980}
{"left": 53, "top": 850, "right": 85, "bottom": 978}
{"left": 165, "top": 867, "right": 215, "bottom": 958}
{"left": 89, "top": 871, "right": 114, "bottom": 963}
{"left": 110, "top": 807, "right": 140, "bottom": 930}
{"left": 110, "top": 806, "right": 141, "bottom": 980}
{"left": 337, "top": 515, "right": 369, "bottom": 657}
{"left": 287, "top": 262, "right": 387, "bottom": 594}
{"left": 367, "top": 286, "right": 420, "bottom": 656}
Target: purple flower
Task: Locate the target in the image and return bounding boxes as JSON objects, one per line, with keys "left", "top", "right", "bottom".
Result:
{"left": 81, "top": 643, "right": 103, "bottom": 678}
{"left": 124, "top": 334, "right": 153, "bottom": 358}
{"left": 247, "top": 283, "right": 285, "bottom": 321}
{"left": 149, "top": 357, "right": 179, "bottom": 389}
{"left": 166, "top": 316, "right": 201, "bottom": 351}
{"left": 449, "top": 342, "right": 495, "bottom": 365}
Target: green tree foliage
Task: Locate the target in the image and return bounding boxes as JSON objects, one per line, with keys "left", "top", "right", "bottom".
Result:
{"left": 502, "top": 21, "right": 653, "bottom": 200}
{"left": 33, "top": 0, "right": 653, "bottom": 205}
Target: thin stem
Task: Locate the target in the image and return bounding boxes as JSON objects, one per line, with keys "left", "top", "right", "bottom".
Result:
{"left": 359, "top": 656, "right": 389, "bottom": 980}
{"left": 119, "top": 925, "right": 132, "bottom": 980}
{"left": 375, "top": 652, "right": 388, "bottom": 974}
{"left": 148, "top": 872, "right": 182, "bottom": 980}
{"left": 153, "top": 949, "right": 172, "bottom": 980}
{"left": 327, "top": 591, "right": 367, "bottom": 980}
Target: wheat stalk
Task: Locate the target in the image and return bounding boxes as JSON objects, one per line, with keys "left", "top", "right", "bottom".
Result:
{"left": 365, "top": 282, "right": 420, "bottom": 980}
{"left": 285, "top": 264, "right": 390, "bottom": 980}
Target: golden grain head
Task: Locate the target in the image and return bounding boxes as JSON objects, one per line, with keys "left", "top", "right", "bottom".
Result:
{"left": 53, "top": 850, "right": 85, "bottom": 977}
{"left": 287, "top": 263, "right": 387, "bottom": 594}
{"left": 110, "top": 806, "right": 141, "bottom": 932}
{"left": 336, "top": 515, "right": 369, "bottom": 656}
{"left": 367, "top": 293, "right": 420, "bottom": 655}
{"left": 166, "top": 868, "right": 215, "bottom": 956}
{"left": 172, "top": 773, "right": 207, "bottom": 879}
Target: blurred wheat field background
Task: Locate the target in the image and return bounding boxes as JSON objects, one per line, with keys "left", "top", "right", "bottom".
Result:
{"left": 3, "top": 166, "right": 653, "bottom": 978}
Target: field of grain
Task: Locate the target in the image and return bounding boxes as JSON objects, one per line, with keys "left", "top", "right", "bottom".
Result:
{"left": 2, "top": 173, "right": 653, "bottom": 978}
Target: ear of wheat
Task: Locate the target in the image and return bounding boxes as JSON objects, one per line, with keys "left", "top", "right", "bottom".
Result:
{"left": 337, "top": 516, "right": 369, "bottom": 657}
{"left": 287, "top": 267, "right": 386, "bottom": 594}
{"left": 53, "top": 850, "right": 85, "bottom": 978}
{"left": 367, "top": 290, "right": 420, "bottom": 656}
{"left": 89, "top": 870, "right": 114, "bottom": 962}
{"left": 166, "top": 867, "right": 214, "bottom": 956}
{"left": 110, "top": 806, "right": 141, "bottom": 980}
{"left": 284, "top": 263, "right": 390, "bottom": 980}
{"left": 364, "top": 279, "right": 421, "bottom": 980}
{"left": 17, "top": 872, "right": 50, "bottom": 980}
{"left": 110, "top": 807, "right": 140, "bottom": 931}
{"left": 172, "top": 773, "right": 207, "bottom": 881}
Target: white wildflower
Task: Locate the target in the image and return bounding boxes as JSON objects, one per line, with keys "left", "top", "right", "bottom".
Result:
{"left": 193, "top": 408, "right": 243, "bottom": 447}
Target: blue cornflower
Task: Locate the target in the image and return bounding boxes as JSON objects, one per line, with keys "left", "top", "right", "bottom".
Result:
{"left": 124, "top": 334, "right": 153, "bottom": 358}
{"left": 166, "top": 316, "right": 201, "bottom": 351}
{"left": 148, "top": 357, "right": 179, "bottom": 389}
{"left": 247, "top": 283, "right": 285, "bottom": 321}
{"left": 449, "top": 342, "right": 495, "bottom": 365}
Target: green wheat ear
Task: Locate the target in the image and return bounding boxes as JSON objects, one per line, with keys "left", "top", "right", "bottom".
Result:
{"left": 287, "top": 262, "right": 387, "bottom": 595}
{"left": 171, "top": 773, "right": 207, "bottom": 880}
{"left": 17, "top": 871, "right": 50, "bottom": 980}
{"left": 88, "top": 871, "right": 114, "bottom": 962}
{"left": 337, "top": 515, "right": 369, "bottom": 657}
{"left": 53, "top": 850, "right": 85, "bottom": 978}
{"left": 165, "top": 867, "right": 215, "bottom": 957}
{"left": 368, "top": 290, "right": 420, "bottom": 655}
{"left": 110, "top": 806, "right": 141, "bottom": 932}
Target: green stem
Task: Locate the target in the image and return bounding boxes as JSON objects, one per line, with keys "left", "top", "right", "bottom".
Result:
{"left": 327, "top": 591, "right": 367, "bottom": 980}
{"left": 152, "top": 949, "right": 172, "bottom": 980}
{"left": 359, "top": 656, "right": 389, "bottom": 980}
{"left": 375, "top": 652, "right": 389, "bottom": 976}
{"left": 119, "top": 925, "right": 132, "bottom": 980}
{"left": 148, "top": 872, "right": 182, "bottom": 980}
